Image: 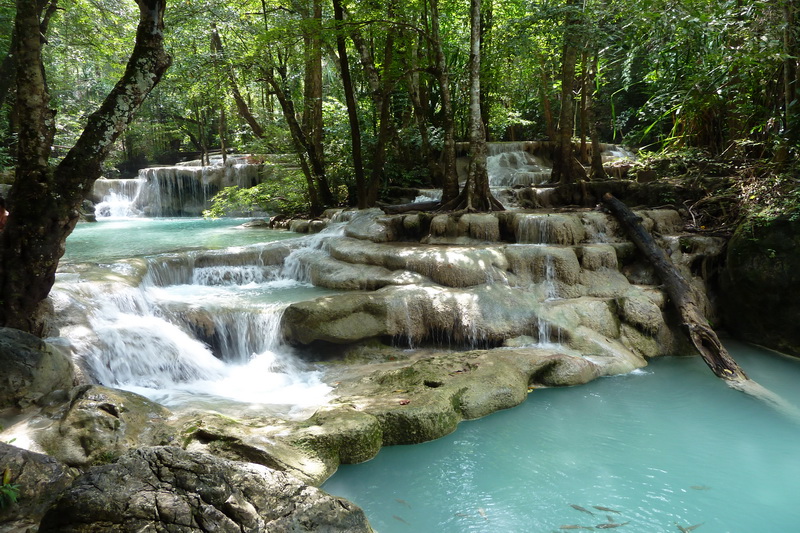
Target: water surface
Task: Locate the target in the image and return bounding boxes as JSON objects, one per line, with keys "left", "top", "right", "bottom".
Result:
{"left": 324, "top": 342, "right": 800, "bottom": 532}
{"left": 64, "top": 217, "right": 295, "bottom": 263}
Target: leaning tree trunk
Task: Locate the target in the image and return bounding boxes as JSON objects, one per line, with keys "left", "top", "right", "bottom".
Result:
{"left": 0, "top": 0, "right": 171, "bottom": 334}
{"left": 601, "top": 193, "right": 748, "bottom": 383}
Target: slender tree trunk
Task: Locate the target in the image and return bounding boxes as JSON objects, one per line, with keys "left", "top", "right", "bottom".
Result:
{"left": 552, "top": 0, "right": 586, "bottom": 185}
{"left": 405, "top": 33, "right": 438, "bottom": 187}
{"left": 265, "top": 72, "right": 323, "bottom": 216}
{"left": 587, "top": 52, "right": 606, "bottom": 179}
{"left": 538, "top": 57, "right": 556, "bottom": 140}
{"left": 441, "top": 0, "right": 502, "bottom": 212}
{"left": 302, "top": 0, "right": 333, "bottom": 205}
{"left": 332, "top": 0, "right": 366, "bottom": 208}
{"left": 219, "top": 108, "right": 227, "bottom": 164}
{"left": 0, "top": 0, "right": 171, "bottom": 334}
{"left": 210, "top": 23, "right": 265, "bottom": 139}
{"left": 350, "top": 2, "right": 398, "bottom": 207}
{"left": 784, "top": 0, "right": 798, "bottom": 143}
{"left": 430, "top": 0, "right": 458, "bottom": 204}
{"left": 602, "top": 193, "right": 748, "bottom": 383}
{"left": 578, "top": 51, "right": 589, "bottom": 164}
{"left": 479, "top": 0, "right": 493, "bottom": 139}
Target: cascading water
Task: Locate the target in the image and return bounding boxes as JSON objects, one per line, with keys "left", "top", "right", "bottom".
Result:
{"left": 93, "top": 178, "right": 146, "bottom": 218}
{"left": 56, "top": 223, "right": 347, "bottom": 417}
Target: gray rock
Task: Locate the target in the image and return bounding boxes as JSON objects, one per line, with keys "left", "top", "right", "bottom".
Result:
{"left": 721, "top": 216, "right": 800, "bottom": 356}
{"left": 0, "top": 443, "right": 75, "bottom": 533}
{"left": 38, "top": 446, "right": 373, "bottom": 532}
{"left": 38, "top": 385, "right": 177, "bottom": 467}
{"left": 0, "top": 328, "right": 75, "bottom": 410}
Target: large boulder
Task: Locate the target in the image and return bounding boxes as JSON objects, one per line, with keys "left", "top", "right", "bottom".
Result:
{"left": 0, "top": 443, "right": 75, "bottom": 533}
{"left": 0, "top": 328, "right": 75, "bottom": 410}
{"left": 38, "top": 446, "right": 373, "bottom": 532}
{"left": 720, "top": 216, "right": 800, "bottom": 355}
{"left": 38, "top": 385, "right": 177, "bottom": 467}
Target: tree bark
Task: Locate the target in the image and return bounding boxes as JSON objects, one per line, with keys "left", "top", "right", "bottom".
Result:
{"left": 601, "top": 193, "right": 748, "bottom": 383}
{"left": 350, "top": 2, "right": 398, "bottom": 207}
{"left": 264, "top": 70, "right": 323, "bottom": 216}
{"left": 1, "top": 0, "right": 171, "bottom": 334}
{"left": 783, "top": 0, "right": 798, "bottom": 143}
{"left": 578, "top": 51, "right": 589, "bottom": 164}
{"left": 332, "top": 0, "right": 366, "bottom": 208}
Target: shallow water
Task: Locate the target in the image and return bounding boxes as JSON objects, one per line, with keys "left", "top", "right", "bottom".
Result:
{"left": 323, "top": 342, "right": 800, "bottom": 532}
{"left": 64, "top": 217, "right": 295, "bottom": 263}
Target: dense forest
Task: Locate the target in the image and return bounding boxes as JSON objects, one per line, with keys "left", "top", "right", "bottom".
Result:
{"left": 2, "top": 0, "right": 797, "bottom": 193}
{"left": 0, "top": 0, "right": 798, "bottom": 331}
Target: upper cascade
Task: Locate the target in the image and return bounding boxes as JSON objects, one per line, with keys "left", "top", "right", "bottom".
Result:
{"left": 92, "top": 154, "right": 264, "bottom": 218}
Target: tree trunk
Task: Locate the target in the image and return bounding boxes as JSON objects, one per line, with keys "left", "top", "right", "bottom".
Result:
{"left": 784, "top": 0, "right": 798, "bottom": 144}
{"left": 479, "top": 0, "right": 493, "bottom": 139}
{"left": 302, "top": 0, "right": 333, "bottom": 206}
{"left": 0, "top": 0, "right": 58, "bottom": 112}
{"left": 440, "top": 0, "right": 502, "bottom": 212}
{"left": 210, "top": 23, "right": 265, "bottom": 139}
{"left": 551, "top": 0, "right": 586, "bottom": 185}
{"left": 601, "top": 193, "right": 748, "bottom": 383}
{"left": 587, "top": 52, "right": 606, "bottom": 180}
{"left": 538, "top": 58, "right": 556, "bottom": 140}
{"left": 405, "top": 35, "right": 437, "bottom": 188}
{"left": 265, "top": 72, "right": 323, "bottom": 216}
{"left": 332, "top": 0, "right": 366, "bottom": 208}
{"left": 350, "top": 2, "right": 398, "bottom": 207}
{"left": 1, "top": 0, "right": 171, "bottom": 334}
{"left": 578, "top": 51, "right": 589, "bottom": 164}
{"left": 430, "top": 0, "right": 458, "bottom": 204}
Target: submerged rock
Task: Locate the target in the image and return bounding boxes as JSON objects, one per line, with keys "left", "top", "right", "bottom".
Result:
{"left": 38, "top": 446, "right": 373, "bottom": 532}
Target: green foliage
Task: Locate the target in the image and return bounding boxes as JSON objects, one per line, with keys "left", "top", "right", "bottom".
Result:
{"left": 0, "top": 467, "right": 19, "bottom": 509}
{"left": 204, "top": 165, "right": 309, "bottom": 218}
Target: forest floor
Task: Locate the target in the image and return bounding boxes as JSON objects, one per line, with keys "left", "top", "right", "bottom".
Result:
{"left": 626, "top": 147, "right": 800, "bottom": 234}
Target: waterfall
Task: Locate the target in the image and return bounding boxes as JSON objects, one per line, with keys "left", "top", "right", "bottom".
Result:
{"left": 94, "top": 178, "right": 146, "bottom": 218}
{"left": 57, "top": 238, "right": 337, "bottom": 416}
{"left": 486, "top": 150, "right": 551, "bottom": 187}
{"left": 92, "top": 156, "right": 263, "bottom": 218}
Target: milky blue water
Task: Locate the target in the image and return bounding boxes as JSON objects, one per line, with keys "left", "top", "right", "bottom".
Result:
{"left": 63, "top": 217, "right": 296, "bottom": 263}
{"left": 323, "top": 341, "right": 800, "bottom": 533}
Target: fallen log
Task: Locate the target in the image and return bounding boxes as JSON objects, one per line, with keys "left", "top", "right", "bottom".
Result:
{"left": 601, "top": 192, "right": 749, "bottom": 383}
{"left": 380, "top": 200, "right": 441, "bottom": 215}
